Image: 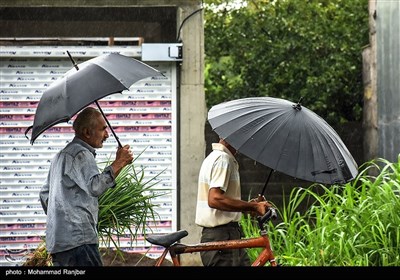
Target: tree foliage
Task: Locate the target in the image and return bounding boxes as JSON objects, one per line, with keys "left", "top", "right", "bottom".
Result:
{"left": 204, "top": 0, "right": 369, "bottom": 125}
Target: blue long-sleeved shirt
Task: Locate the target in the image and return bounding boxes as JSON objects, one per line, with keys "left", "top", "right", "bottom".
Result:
{"left": 39, "top": 137, "right": 116, "bottom": 254}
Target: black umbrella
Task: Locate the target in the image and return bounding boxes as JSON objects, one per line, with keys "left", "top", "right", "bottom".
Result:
{"left": 208, "top": 97, "right": 358, "bottom": 190}
{"left": 25, "top": 51, "right": 163, "bottom": 147}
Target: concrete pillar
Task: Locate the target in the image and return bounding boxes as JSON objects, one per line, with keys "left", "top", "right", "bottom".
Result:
{"left": 363, "top": 0, "right": 378, "bottom": 164}
{"left": 177, "top": 3, "right": 205, "bottom": 266}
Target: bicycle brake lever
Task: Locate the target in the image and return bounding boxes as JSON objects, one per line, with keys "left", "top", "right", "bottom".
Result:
{"left": 270, "top": 207, "right": 277, "bottom": 219}
{"left": 257, "top": 207, "right": 277, "bottom": 225}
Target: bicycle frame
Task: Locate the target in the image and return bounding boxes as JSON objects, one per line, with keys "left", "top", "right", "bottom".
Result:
{"left": 147, "top": 208, "right": 278, "bottom": 267}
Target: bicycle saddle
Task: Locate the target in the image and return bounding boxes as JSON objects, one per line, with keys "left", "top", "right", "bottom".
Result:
{"left": 145, "top": 229, "right": 188, "bottom": 247}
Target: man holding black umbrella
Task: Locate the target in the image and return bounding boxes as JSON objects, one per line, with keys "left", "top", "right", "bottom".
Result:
{"left": 195, "top": 138, "right": 271, "bottom": 266}
{"left": 39, "top": 107, "right": 133, "bottom": 266}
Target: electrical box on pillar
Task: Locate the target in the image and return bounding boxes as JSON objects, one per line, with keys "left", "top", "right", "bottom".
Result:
{"left": 141, "top": 43, "right": 183, "bottom": 61}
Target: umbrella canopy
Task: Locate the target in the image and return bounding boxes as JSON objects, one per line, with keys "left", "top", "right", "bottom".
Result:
{"left": 25, "top": 52, "right": 163, "bottom": 147}
{"left": 208, "top": 97, "right": 358, "bottom": 185}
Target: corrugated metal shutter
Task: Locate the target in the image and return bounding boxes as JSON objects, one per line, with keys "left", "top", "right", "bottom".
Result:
{"left": 376, "top": 1, "right": 400, "bottom": 162}
{"left": 0, "top": 45, "right": 177, "bottom": 266}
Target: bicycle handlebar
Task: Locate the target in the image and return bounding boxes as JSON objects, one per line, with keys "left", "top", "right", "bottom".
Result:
{"left": 256, "top": 207, "right": 277, "bottom": 230}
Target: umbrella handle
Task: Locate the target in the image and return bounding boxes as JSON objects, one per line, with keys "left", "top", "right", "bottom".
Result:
{"left": 95, "top": 101, "right": 123, "bottom": 148}
{"left": 24, "top": 125, "right": 33, "bottom": 143}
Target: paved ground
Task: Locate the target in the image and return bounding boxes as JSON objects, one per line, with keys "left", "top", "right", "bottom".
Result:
{"left": 101, "top": 249, "right": 172, "bottom": 266}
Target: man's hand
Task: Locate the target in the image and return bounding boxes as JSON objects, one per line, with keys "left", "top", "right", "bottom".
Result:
{"left": 112, "top": 144, "right": 134, "bottom": 177}
{"left": 249, "top": 194, "right": 267, "bottom": 203}
{"left": 116, "top": 144, "right": 134, "bottom": 165}
{"left": 247, "top": 196, "right": 272, "bottom": 217}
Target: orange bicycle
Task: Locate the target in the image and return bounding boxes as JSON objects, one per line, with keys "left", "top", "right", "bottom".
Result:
{"left": 145, "top": 207, "right": 278, "bottom": 266}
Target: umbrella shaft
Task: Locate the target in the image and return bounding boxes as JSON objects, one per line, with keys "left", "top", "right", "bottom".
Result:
{"left": 260, "top": 169, "right": 274, "bottom": 196}
{"left": 95, "top": 101, "right": 122, "bottom": 148}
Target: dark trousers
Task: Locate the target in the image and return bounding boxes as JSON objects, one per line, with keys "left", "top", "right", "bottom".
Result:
{"left": 51, "top": 244, "right": 103, "bottom": 266}
{"left": 200, "top": 222, "right": 251, "bottom": 266}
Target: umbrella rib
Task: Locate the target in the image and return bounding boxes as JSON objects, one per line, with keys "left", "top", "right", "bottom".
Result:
{"left": 307, "top": 115, "right": 340, "bottom": 183}
{"left": 254, "top": 108, "right": 293, "bottom": 167}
